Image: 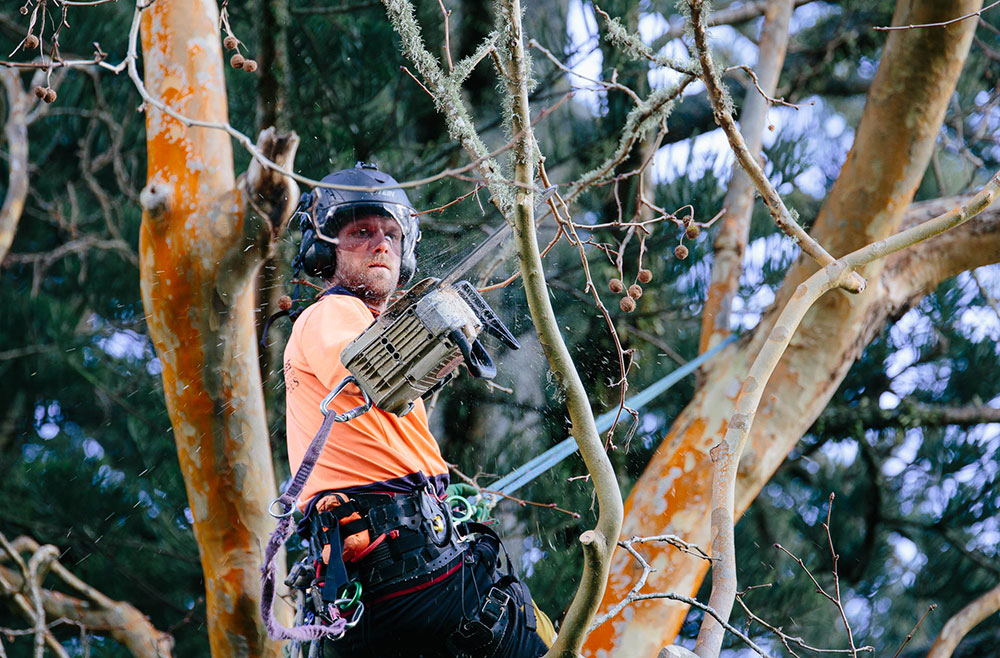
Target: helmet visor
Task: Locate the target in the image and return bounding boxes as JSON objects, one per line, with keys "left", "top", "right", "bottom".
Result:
{"left": 319, "top": 204, "right": 413, "bottom": 256}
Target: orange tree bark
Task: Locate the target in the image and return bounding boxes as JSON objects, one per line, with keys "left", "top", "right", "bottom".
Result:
{"left": 584, "top": 1, "right": 985, "bottom": 656}
{"left": 139, "top": 2, "right": 298, "bottom": 656}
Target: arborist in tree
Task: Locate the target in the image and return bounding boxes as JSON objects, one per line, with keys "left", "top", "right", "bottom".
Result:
{"left": 280, "top": 163, "right": 555, "bottom": 658}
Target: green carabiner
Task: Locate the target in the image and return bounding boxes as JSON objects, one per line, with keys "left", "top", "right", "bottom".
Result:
{"left": 446, "top": 495, "right": 475, "bottom": 523}
{"left": 337, "top": 581, "right": 362, "bottom": 609}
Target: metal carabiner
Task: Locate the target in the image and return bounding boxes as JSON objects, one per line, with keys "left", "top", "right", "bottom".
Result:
{"left": 320, "top": 376, "right": 374, "bottom": 421}
{"left": 330, "top": 600, "right": 365, "bottom": 629}
{"left": 268, "top": 496, "right": 297, "bottom": 519}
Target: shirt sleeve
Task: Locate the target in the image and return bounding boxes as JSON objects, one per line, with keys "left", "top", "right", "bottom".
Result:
{"left": 298, "top": 297, "right": 375, "bottom": 390}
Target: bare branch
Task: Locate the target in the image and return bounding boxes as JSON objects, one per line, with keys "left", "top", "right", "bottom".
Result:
{"left": 699, "top": 0, "right": 794, "bottom": 352}
{"left": 926, "top": 584, "right": 1000, "bottom": 658}
{"left": 699, "top": 173, "right": 1000, "bottom": 658}
{"left": 875, "top": 0, "right": 1000, "bottom": 31}
{"left": 687, "top": 0, "right": 864, "bottom": 295}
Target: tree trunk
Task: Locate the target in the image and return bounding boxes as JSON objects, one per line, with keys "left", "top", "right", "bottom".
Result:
{"left": 584, "top": 1, "right": 984, "bottom": 655}
{"left": 0, "top": 69, "right": 32, "bottom": 266}
{"left": 139, "top": 1, "right": 298, "bottom": 655}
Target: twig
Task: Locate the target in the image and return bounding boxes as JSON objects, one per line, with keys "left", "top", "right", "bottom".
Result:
{"left": 892, "top": 604, "right": 936, "bottom": 658}
{"left": 734, "top": 590, "right": 875, "bottom": 657}
{"left": 604, "top": 590, "right": 774, "bottom": 658}
{"left": 399, "top": 65, "right": 436, "bottom": 101}
{"left": 822, "top": 494, "right": 859, "bottom": 658}
{"left": 481, "top": 489, "right": 581, "bottom": 518}
{"left": 725, "top": 64, "right": 799, "bottom": 110}
{"left": 874, "top": 0, "right": 1000, "bottom": 31}
{"left": 436, "top": 0, "right": 453, "bottom": 72}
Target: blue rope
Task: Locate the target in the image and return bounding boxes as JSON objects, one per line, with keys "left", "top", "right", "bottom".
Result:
{"left": 488, "top": 334, "right": 738, "bottom": 499}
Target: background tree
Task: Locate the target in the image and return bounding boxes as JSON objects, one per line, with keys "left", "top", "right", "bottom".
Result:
{"left": 2, "top": 0, "right": 1000, "bottom": 656}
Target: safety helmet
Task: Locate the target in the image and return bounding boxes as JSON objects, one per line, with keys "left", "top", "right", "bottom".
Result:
{"left": 294, "top": 163, "right": 420, "bottom": 286}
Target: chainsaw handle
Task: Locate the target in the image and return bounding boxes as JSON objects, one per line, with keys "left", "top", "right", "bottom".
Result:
{"left": 449, "top": 329, "right": 497, "bottom": 380}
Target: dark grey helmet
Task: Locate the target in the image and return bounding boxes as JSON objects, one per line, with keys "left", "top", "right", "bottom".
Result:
{"left": 295, "top": 163, "right": 420, "bottom": 285}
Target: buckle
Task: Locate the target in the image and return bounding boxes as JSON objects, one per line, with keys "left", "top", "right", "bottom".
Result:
{"left": 480, "top": 587, "right": 510, "bottom": 627}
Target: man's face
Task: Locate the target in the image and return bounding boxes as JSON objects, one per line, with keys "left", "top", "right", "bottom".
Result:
{"left": 330, "top": 214, "right": 403, "bottom": 306}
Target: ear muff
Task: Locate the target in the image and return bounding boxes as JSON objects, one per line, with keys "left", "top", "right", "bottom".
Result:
{"left": 293, "top": 191, "right": 338, "bottom": 278}
{"left": 298, "top": 227, "right": 337, "bottom": 279}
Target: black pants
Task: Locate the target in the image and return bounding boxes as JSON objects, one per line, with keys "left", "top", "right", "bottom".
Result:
{"left": 325, "top": 537, "right": 548, "bottom": 658}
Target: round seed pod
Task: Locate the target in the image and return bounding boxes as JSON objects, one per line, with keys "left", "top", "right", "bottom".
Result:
{"left": 24, "top": 34, "right": 39, "bottom": 50}
{"left": 628, "top": 284, "right": 643, "bottom": 300}
{"left": 223, "top": 35, "right": 238, "bottom": 50}
{"left": 608, "top": 278, "right": 624, "bottom": 294}
{"left": 242, "top": 59, "right": 258, "bottom": 73}
{"left": 685, "top": 225, "right": 700, "bottom": 240}
{"left": 674, "top": 245, "right": 689, "bottom": 260}
{"left": 20, "top": 6, "right": 28, "bottom": 15}
{"left": 637, "top": 268, "right": 652, "bottom": 284}
{"left": 42, "top": 88, "right": 57, "bottom": 104}
{"left": 230, "top": 53, "right": 245, "bottom": 69}
{"left": 277, "top": 295, "right": 293, "bottom": 311}
{"left": 34, "top": 85, "right": 46, "bottom": 99}
{"left": 619, "top": 296, "right": 636, "bottom": 313}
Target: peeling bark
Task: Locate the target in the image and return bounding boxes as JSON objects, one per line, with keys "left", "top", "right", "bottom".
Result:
{"left": 138, "top": 2, "right": 299, "bottom": 656}
{"left": 584, "top": 2, "right": 983, "bottom": 655}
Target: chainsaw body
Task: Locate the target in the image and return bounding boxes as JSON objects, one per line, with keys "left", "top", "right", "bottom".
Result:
{"left": 340, "top": 278, "right": 519, "bottom": 417}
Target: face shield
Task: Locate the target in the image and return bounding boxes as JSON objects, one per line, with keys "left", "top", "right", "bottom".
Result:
{"left": 314, "top": 202, "right": 415, "bottom": 250}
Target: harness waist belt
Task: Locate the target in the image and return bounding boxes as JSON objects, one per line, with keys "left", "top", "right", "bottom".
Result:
{"left": 310, "top": 489, "right": 468, "bottom": 598}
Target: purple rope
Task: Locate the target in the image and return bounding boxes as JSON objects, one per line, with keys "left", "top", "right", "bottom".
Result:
{"left": 260, "top": 377, "right": 371, "bottom": 643}
{"left": 261, "top": 510, "right": 347, "bottom": 641}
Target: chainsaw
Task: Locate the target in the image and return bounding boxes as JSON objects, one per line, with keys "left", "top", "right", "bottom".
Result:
{"left": 339, "top": 219, "right": 524, "bottom": 417}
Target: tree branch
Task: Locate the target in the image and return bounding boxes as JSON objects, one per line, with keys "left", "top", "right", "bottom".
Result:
{"left": 688, "top": 0, "right": 865, "bottom": 295}
{"left": 699, "top": 0, "right": 795, "bottom": 352}
{"left": 816, "top": 399, "right": 1000, "bottom": 436}
{"left": 0, "top": 534, "right": 173, "bottom": 657}
{"left": 698, "top": 174, "right": 999, "bottom": 658}
{"left": 496, "top": 2, "right": 623, "bottom": 656}
{"left": 926, "top": 583, "right": 1000, "bottom": 658}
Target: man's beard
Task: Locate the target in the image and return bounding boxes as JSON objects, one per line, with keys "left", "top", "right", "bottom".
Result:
{"left": 333, "top": 264, "right": 397, "bottom": 305}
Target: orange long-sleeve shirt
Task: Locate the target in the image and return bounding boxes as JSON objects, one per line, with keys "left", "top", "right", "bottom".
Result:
{"left": 283, "top": 291, "right": 450, "bottom": 506}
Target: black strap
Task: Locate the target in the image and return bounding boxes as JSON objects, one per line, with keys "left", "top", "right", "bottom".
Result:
{"left": 319, "top": 523, "right": 349, "bottom": 603}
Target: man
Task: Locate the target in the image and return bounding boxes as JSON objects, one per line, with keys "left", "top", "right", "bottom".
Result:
{"left": 283, "top": 163, "right": 553, "bottom": 658}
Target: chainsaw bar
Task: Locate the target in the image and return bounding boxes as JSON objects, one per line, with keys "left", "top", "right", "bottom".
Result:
{"left": 436, "top": 185, "right": 557, "bottom": 288}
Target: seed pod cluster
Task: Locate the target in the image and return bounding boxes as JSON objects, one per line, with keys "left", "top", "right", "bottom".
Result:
{"left": 35, "top": 86, "right": 56, "bottom": 103}
{"left": 230, "top": 52, "right": 258, "bottom": 72}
